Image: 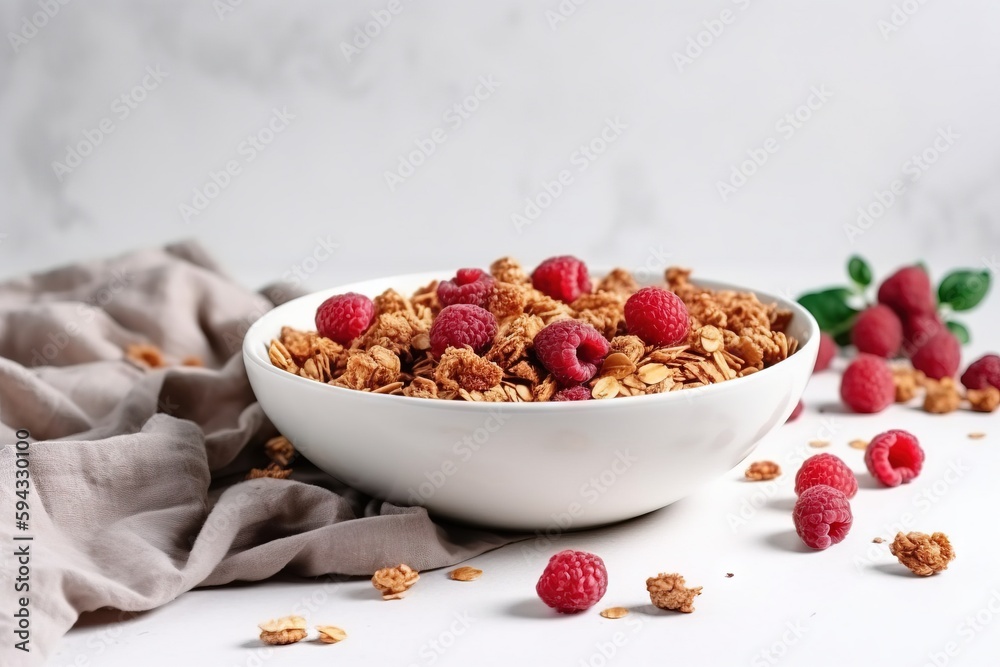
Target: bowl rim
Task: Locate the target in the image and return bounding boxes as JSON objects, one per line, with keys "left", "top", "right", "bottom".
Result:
{"left": 243, "top": 270, "right": 819, "bottom": 412}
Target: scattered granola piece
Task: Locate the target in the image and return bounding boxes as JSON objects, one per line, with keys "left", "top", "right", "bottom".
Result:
{"left": 849, "top": 439, "right": 869, "bottom": 450}
{"left": 372, "top": 564, "right": 420, "bottom": 600}
{"left": 967, "top": 387, "right": 1000, "bottom": 413}
{"left": 872, "top": 537, "right": 884, "bottom": 544}
{"left": 889, "top": 531, "right": 955, "bottom": 576}
{"left": 264, "top": 435, "right": 295, "bottom": 467}
{"left": 246, "top": 463, "right": 292, "bottom": 481}
{"left": 315, "top": 625, "right": 347, "bottom": 644}
{"left": 435, "top": 347, "right": 503, "bottom": 392}
{"left": 891, "top": 365, "right": 922, "bottom": 403}
{"left": 744, "top": 460, "right": 781, "bottom": 481}
{"left": 646, "top": 572, "right": 702, "bottom": 613}
{"left": 449, "top": 566, "right": 483, "bottom": 582}
{"left": 923, "top": 377, "right": 962, "bottom": 414}
{"left": 125, "top": 343, "right": 166, "bottom": 369}
{"left": 259, "top": 616, "right": 307, "bottom": 645}
{"left": 725, "top": 573, "right": 734, "bottom": 578}
{"left": 599, "top": 607, "right": 630, "bottom": 619}
{"left": 181, "top": 355, "right": 203, "bottom": 367}
{"left": 808, "top": 440, "right": 830, "bottom": 449}
{"left": 968, "top": 432, "right": 987, "bottom": 440}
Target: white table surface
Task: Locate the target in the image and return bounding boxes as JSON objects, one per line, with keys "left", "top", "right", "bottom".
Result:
{"left": 54, "top": 351, "right": 1000, "bottom": 667}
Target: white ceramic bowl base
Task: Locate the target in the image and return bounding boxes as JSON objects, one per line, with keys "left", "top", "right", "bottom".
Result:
{"left": 244, "top": 273, "right": 819, "bottom": 531}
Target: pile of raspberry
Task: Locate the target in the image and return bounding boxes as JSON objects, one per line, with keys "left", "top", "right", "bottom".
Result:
{"left": 278, "top": 254, "right": 798, "bottom": 402}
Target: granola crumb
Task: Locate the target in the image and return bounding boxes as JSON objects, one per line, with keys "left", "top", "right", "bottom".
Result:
{"left": 646, "top": 572, "right": 702, "bottom": 613}
{"left": 744, "top": 460, "right": 781, "bottom": 481}
{"left": 372, "top": 564, "right": 420, "bottom": 600}
{"left": 725, "top": 573, "right": 734, "bottom": 578}
{"left": 599, "top": 607, "right": 630, "bottom": 619}
{"left": 449, "top": 566, "right": 483, "bottom": 582}
{"left": 808, "top": 440, "right": 830, "bottom": 449}
{"left": 889, "top": 531, "right": 955, "bottom": 576}
{"left": 923, "top": 378, "right": 962, "bottom": 414}
{"left": 246, "top": 463, "right": 292, "bottom": 481}
{"left": 264, "top": 435, "right": 295, "bottom": 467}
{"left": 315, "top": 625, "right": 347, "bottom": 644}
{"left": 891, "top": 365, "right": 922, "bottom": 403}
{"left": 872, "top": 537, "right": 884, "bottom": 544}
{"left": 968, "top": 432, "right": 987, "bottom": 440}
{"left": 259, "top": 616, "right": 307, "bottom": 645}
{"left": 125, "top": 343, "right": 166, "bottom": 369}
{"left": 967, "top": 387, "right": 1000, "bottom": 413}
{"left": 849, "top": 439, "right": 869, "bottom": 450}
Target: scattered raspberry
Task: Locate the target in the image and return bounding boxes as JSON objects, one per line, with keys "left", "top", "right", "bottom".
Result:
{"left": 911, "top": 330, "right": 960, "bottom": 380}
{"left": 814, "top": 332, "right": 836, "bottom": 373}
{"left": 533, "top": 320, "right": 610, "bottom": 384}
{"left": 851, "top": 305, "right": 903, "bottom": 358}
{"left": 792, "top": 484, "right": 853, "bottom": 550}
{"left": 429, "top": 305, "right": 498, "bottom": 359}
{"left": 961, "top": 354, "right": 1000, "bottom": 390}
{"left": 624, "top": 287, "right": 690, "bottom": 346}
{"left": 840, "top": 354, "right": 895, "bottom": 413}
{"left": 864, "top": 429, "right": 924, "bottom": 487}
{"left": 315, "top": 292, "right": 375, "bottom": 345}
{"left": 786, "top": 400, "right": 804, "bottom": 422}
{"left": 535, "top": 550, "right": 608, "bottom": 613}
{"left": 794, "top": 453, "right": 858, "bottom": 499}
{"left": 902, "top": 313, "right": 944, "bottom": 356}
{"left": 531, "top": 256, "right": 592, "bottom": 303}
{"left": 877, "top": 266, "right": 936, "bottom": 317}
{"left": 437, "top": 268, "right": 495, "bottom": 308}
{"left": 889, "top": 532, "right": 955, "bottom": 576}
{"left": 552, "top": 385, "right": 592, "bottom": 402}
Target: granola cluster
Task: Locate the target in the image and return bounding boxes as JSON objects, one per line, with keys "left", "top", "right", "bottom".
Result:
{"left": 646, "top": 572, "right": 702, "bottom": 613}
{"left": 890, "top": 365, "right": 999, "bottom": 414}
{"left": 889, "top": 531, "right": 955, "bottom": 576}
{"left": 267, "top": 259, "right": 798, "bottom": 401}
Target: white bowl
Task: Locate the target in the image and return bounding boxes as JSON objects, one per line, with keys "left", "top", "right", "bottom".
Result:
{"left": 243, "top": 272, "right": 818, "bottom": 530}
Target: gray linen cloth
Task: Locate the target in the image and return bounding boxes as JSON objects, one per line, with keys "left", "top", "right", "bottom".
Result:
{"left": 0, "top": 242, "right": 517, "bottom": 665}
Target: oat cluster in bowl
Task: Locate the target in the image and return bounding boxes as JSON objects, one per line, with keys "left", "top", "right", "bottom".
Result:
{"left": 266, "top": 257, "right": 798, "bottom": 402}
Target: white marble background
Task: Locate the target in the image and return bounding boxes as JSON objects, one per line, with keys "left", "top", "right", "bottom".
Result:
{"left": 1, "top": 0, "right": 999, "bottom": 293}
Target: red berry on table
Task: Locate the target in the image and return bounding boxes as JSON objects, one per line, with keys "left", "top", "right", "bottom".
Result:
{"left": 840, "top": 354, "right": 895, "bottom": 413}
{"left": 877, "top": 265, "right": 936, "bottom": 317}
{"left": 795, "top": 453, "right": 858, "bottom": 499}
{"left": 535, "top": 550, "right": 608, "bottom": 613}
{"left": 531, "top": 256, "right": 591, "bottom": 303}
{"left": 902, "top": 312, "right": 945, "bottom": 357}
{"left": 437, "top": 268, "right": 495, "bottom": 308}
{"left": 814, "top": 332, "right": 836, "bottom": 373}
{"left": 851, "top": 305, "right": 903, "bottom": 358}
{"left": 910, "top": 330, "right": 961, "bottom": 380}
{"left": 786, "top": 400, "right": 804, "bottom": 422}
{"left": 552, "top": 385, "right": 592, "bottom": 402}
{"left": 961, "top": 354, "right": 1000, "bottom": 390}
{"left": 624, "top": 286, "right": 690, "bottom": 346}
{"left": 315, "top": 292, "right": 375, "bottom": 345}
{"left": 864, "top": 429, "right": 924, "bottom": 487}
{"left": 533, "top": 320, "right": 610, "bottom": 384}
{"left": 429, "top": 304, "right": 498, "bottom": 359}
{"left": 793, "top": 485, "right": 853, "bottom": 550}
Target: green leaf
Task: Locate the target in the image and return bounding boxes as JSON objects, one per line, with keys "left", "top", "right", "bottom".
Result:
{"left": 834, "top": 329, "right": 853, "bottom": 347}
{"left": 847, "top": 255, "right": 872, "bottom": 287}
{"left": 797, "top": 288, "right": 859, "bottom": 335}
{"left": 937, "top": 270, "right": 991, "bottom": 311}
{"left": 945, "top": 320, "right": 970, "bottom": 345}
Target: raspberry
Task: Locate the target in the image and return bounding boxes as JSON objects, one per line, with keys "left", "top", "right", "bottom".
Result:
{"left": 786, "top": 400, "right": 804, "bottom": 422}
{"left": 315, "top": 292, "right": 375, "bottom": 345}
{"left": 877, "top": 266, "right": 936, "bottom": 317}
{"left": 902, "top": 313, "right": 944, "bottom": 357}
{"left": 840, "top": 354, "right": 895, "bottom": 413}
{"left": 624, "top": 287, "right": 690, "bottom": 346}
{"left": 535, "top": 550, "right": 608, "bottom": 613}
{"left": 531, "top": 256, "right": 591, "bottom": 303}
{"left": 792, "top": 485, "right": 853, "bottom": 550}
{"left": 864, "top": 429, "right": 924, "bottom": 487}
{"left": 437, "top": 268, "right": 495, "bottom": 308}
{"left": 429, "top": 305, "right": 498, "bottom": 359}
{"left": 533, "top": 320, "right": 610, "bottom": 384}
{"left": 851, "top": 305, "right": 902, "bottom": 358}
{"left": 814, "top": 332, "right": 836, "bottom": 373}
{"left": 553, "top": 385, "right": 592, "bottom": 402}
{"left": 794, "top": 453, "right": 858, "bottom": 499}
{"left": 961, "top": 354, "right": 1000, "bottom": 390}
{"left": 911, "top": 331, "right": 960, "bottom": 380}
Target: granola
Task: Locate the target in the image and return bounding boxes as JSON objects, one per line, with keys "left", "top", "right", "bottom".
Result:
{"left": 967, "top": 387, "right": 1000, "bottom": 413}
{"left": 258, "top": 616, "right": 307, "bottom": 645}
{"left": 372, "top": 564, "right": 420, "bottom": 600}
{"left": 744, "top": 460, "right": 781, "bottom": 481}
{"left": 267, "top": 261, "right": 798, "bottom": 401}
{"left": 646, "top": 572, "right": 702, "bottom": 613}
{"left": 889, "top": 531, "right": 955, "bottom": 576}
